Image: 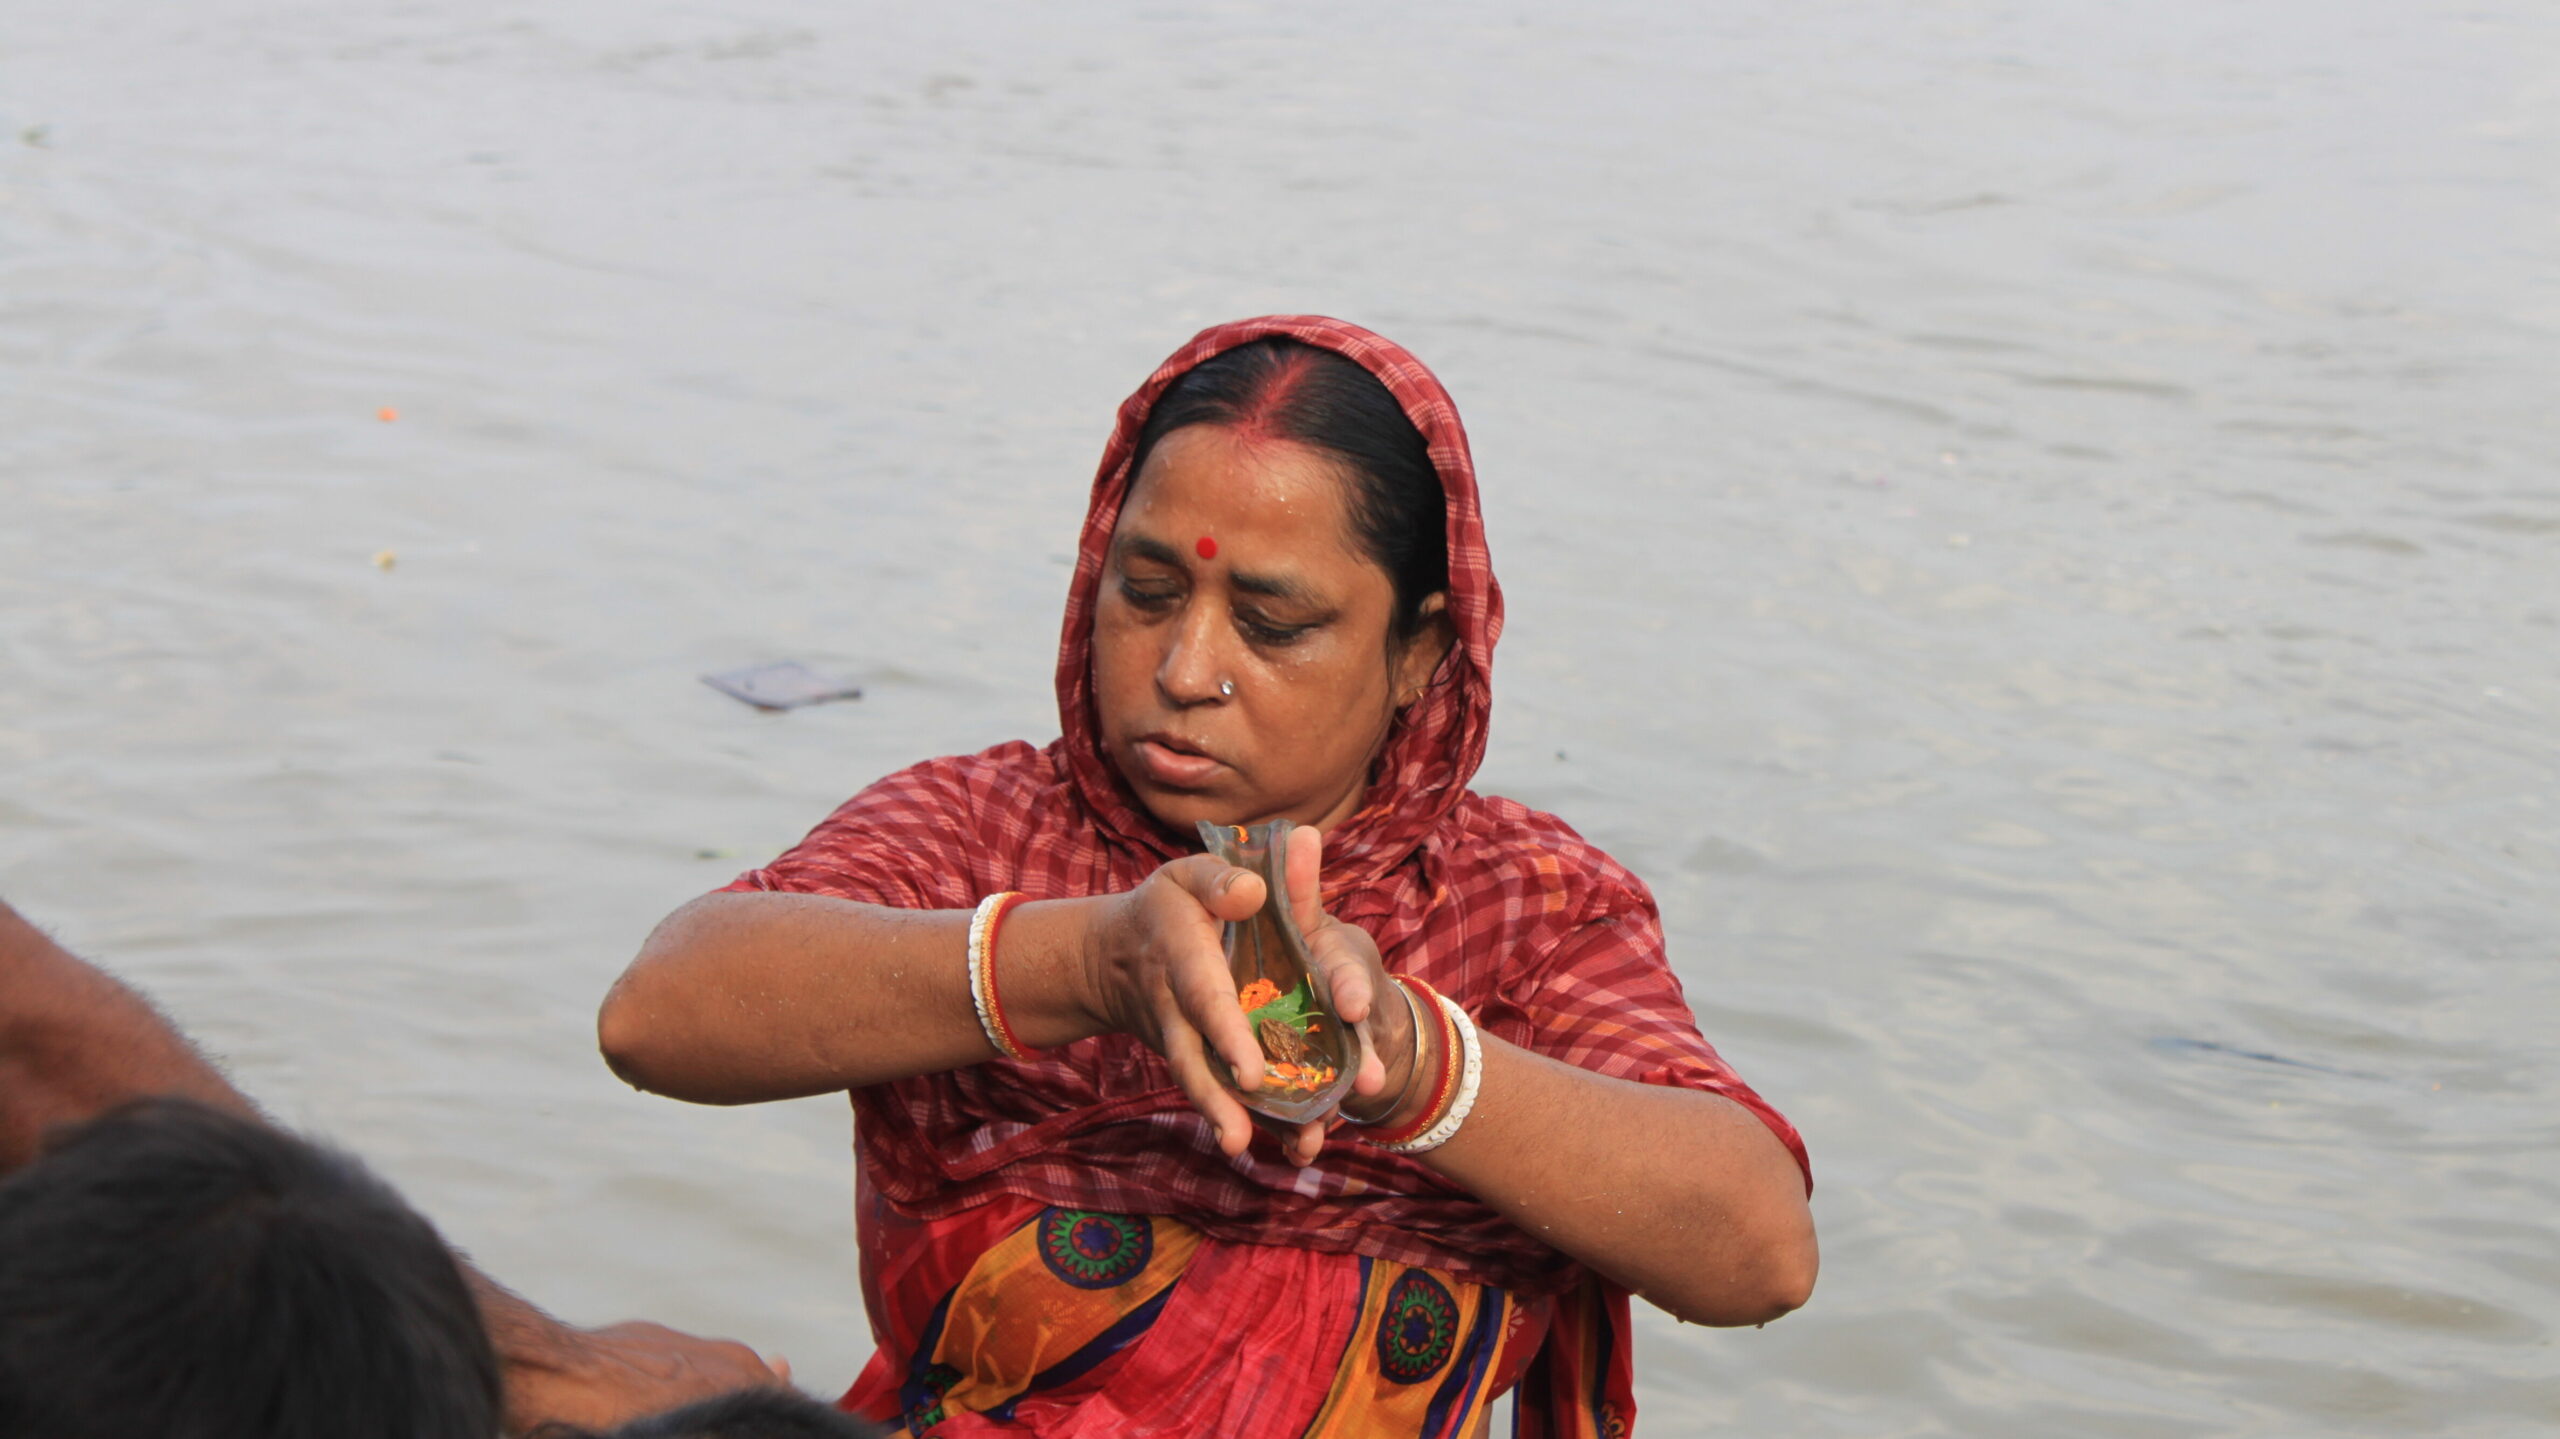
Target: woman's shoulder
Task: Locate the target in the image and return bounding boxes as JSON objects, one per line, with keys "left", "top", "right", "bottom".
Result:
{"left": 1438, "top": 790, "right": 1656, "bottom": 922}
{"left": 734, "top": 740, "right": 1078, "bottom": 904}
{"left": 867, "top": 739, "right": 1063, "bottom": 802}
{"left": 829, "top": 737, "right": 1086, "bottom": 819}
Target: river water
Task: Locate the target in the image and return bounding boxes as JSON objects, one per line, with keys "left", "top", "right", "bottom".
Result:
{"left": 4, "top": 3, "right": 2555, "bottom": 1433}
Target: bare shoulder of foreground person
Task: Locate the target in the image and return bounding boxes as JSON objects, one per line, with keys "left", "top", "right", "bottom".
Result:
{"left": 0, "top": 897, "right": 785, "bottom": 1436}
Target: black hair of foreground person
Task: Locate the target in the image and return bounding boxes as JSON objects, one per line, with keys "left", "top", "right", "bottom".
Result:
{"left": 533, "top": 1388, "right": 887, "bottom": 1439}
{"left": 0, "top": 1097, "right": 502, "bottom": 1439}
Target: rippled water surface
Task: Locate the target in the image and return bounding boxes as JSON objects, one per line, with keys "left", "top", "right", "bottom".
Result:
{"left": 5, "top": 3, "right": 2556, "bottom": 1432}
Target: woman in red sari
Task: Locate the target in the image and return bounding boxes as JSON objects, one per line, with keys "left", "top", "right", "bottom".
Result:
{"left": 600, "top": 316, "right": 1815, "bottom": 1438}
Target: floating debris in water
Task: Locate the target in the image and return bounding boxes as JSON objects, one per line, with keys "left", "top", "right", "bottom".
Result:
{"left": 377, "top": 406, "right": 400, "bottom": 422}
{"left": 2149, "top": 1036, "right": 2387, "bottom": 1081}
{"left": 371, "top": 549, "right": 397, "bottom": 571}
{"left": 701, "top": 661, "right": 863, "bottom": 711}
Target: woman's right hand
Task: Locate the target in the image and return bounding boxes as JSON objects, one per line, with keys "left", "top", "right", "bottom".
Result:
{"left": 1078, "top": 856, "right": 1273, "bottom": 1156}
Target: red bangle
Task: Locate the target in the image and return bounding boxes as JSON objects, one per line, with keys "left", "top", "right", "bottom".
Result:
{"left": 1362, "top": 977, "right": 1459, "bottom": 1149}
{"left": 978, "top": 892, "right": 1034, "bottom": 1060}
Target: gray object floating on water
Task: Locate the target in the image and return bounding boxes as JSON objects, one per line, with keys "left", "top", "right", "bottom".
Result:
{"left": 700, "top": 662, "right": 863, "bottom": 711}
{"left": 2149, "top": 1036, "right": 2386, "bottom": 1081}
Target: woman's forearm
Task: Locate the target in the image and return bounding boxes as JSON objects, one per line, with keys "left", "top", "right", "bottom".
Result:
{"left": 1420, "top": 1037, "right": 1817, "bottom": 1327}
{"left": 597, "top": 891, "right": 1113, "bottom": 1104}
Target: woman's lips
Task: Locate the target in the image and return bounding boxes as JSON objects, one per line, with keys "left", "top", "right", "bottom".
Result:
{"left": 1132, "top": 735, "right": 1225, "bottom": 789}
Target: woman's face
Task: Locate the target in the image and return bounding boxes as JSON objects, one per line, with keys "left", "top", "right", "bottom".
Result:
{"left": 1093, "top": 425, "right": 1449, "bottom": 836}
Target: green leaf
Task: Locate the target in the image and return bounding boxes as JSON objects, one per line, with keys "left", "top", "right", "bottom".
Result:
{"left": 1245, "top": 979, "right": 1317, "bottom": 1030}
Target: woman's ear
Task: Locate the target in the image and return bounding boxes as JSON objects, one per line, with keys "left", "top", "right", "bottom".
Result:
{"left": 1393, "top": 593, "right": 1455, "bottom": 708}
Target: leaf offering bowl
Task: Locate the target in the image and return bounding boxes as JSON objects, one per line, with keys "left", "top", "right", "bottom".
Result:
{"left": 1197, "top": 819, "right": 1363, "bottom": 1126}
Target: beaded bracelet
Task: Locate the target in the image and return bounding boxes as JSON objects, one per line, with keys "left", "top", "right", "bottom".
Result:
{"left": 966, "top": 891, "right": 1031, "bottom": 1060}
{"left": 1373, "top": 979, "right": 1480, "bottom": 1156}
{"left": 1361, "top": 977, "right": 1462, "bottom": 1151}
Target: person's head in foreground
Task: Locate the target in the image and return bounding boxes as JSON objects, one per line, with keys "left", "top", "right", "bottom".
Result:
{"left": 609, "top": 317, "right": 1816, "bottom": 1438}
{"left": 0, "top": 1097, "right": 501, "bottom": 1439}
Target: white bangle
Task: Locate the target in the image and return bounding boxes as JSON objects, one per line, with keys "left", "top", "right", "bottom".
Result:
{"left": 1379, "top": 991, "right": 1482, "bottom": 1155}
{"left": 965, "top": 893, "right": 1012, "bottom": 1059}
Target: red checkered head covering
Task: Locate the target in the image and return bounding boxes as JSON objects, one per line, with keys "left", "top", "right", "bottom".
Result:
{"left": 1053, "top": 315, "right": 1504, "bottom": 885}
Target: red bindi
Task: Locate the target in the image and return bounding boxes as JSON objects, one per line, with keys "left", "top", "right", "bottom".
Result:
{"left": 1195, "top": 536, "right": 1218, "bottom": 560}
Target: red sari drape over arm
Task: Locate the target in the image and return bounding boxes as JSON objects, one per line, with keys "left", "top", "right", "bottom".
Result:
{"left": 727, "top": 316, "right": 1809, "bottom": 1438}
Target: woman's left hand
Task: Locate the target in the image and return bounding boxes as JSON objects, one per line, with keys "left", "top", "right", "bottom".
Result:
{"left": 1279, "top": 824, "right": 1819, "bottom": 1323}
{"left": 1274, "top": 826, "right": 1421, "bottom": 1166}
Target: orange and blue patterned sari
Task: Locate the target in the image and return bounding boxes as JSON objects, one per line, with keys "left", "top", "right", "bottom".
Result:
{"left": 840, "top": 1190, "right": 1630, "bottom": 1439}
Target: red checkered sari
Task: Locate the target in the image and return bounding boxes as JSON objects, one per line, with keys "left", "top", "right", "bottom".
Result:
{"left": 728, "top": 317, "right": 1808, "bottom": 1437}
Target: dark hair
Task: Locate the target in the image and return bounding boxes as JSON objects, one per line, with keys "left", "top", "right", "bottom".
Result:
{"left": 0, "top": 1098, "right": 502, "bottom": 1439}
{"left": 533, "top": 1388, "right": 888, "bottom": 1439}
{"left": 1128, "top": 337, "right": 1450, "bottom": 643}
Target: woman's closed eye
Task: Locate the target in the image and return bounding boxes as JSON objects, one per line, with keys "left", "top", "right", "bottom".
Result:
{"left": 1238, "top": 610, "right": 1316, "bottom": 647}
{"left": 1118, "top": 573, "right": 1315, "bottom": 646}
{"left": 1118, "top": 576, "right": 1182, "bottom": 610}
